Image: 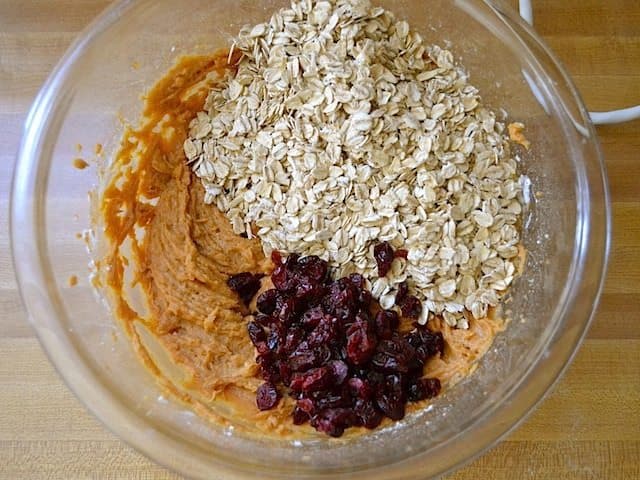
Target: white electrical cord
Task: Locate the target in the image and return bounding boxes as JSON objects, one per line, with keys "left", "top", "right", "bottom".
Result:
{"left": 518, "top": 0, "right": 533, "bottom": 24}
{"left": 518, "top": 0, "right": 640, "bottom": 125}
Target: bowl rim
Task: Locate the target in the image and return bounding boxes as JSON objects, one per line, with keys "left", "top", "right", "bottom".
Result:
{"left": 11, "top": 0, "right": 611, "bottom": 478}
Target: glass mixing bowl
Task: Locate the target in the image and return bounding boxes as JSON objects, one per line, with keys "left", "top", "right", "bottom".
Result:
{"left": 11, "top": 0, "right": 610, "bottom": 478}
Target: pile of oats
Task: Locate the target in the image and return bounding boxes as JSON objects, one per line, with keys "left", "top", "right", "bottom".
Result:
{"left": 185, "top": 0, "right": 523, "bottom": 328}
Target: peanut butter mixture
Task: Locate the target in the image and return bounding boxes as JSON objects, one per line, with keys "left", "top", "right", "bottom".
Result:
{"left": 100, "top": 53, "right": 506, "bottom": 439}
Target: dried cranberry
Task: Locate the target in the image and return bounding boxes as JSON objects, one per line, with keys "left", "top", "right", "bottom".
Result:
{"left": 354, "top": 399, "right": 383, "bottom": 429}
{"left": 358, "top": 289, "right": 372, "bottom": 308}
{"left": 365, "top": 370, "right": 386, "bottom": 390}
{"left": 374, "top": 242, "right": 395, "bottom": 277}
{"left": 301, "top": 306, "right": 325, "bottom": 329}
{"left": 275, "top": 296, "right": 298, "bottom": 325}
{"left": 288, "top": 342, "right": 330, "bottom": 372}
{"left": 307, "top": 316, "right": 340, "bottom": 348}
{"left": 406, "top": 357, "right": 425, "bottom": 376}
{"left": 271, "top": 254, "right": 330, "bottom": 298}
{"left": 257, "top": 352, "right": 281, "bottom": 383}
{"left": 314, "top": 389, "right": 352, "bottom": 411}
{"left": 289, "top": 373, "right": 305, "bottom": 392}
{"left": 256, "top": 382, "right": 280, "bottom": 410}
{"left": 312, "top": 345, "right": 333, "bottom": 366}
{"left": 346, "top": 316, "right": 377, "bottom": 366}
{"left": 376, "top": 375, "right": 406, "bottom": 420}
{"left": 370, "top": 335, "right": 416, "bottom": 374}
{"left": 347, "top": 377, "right": 373, "bottom": 400}
{"left": 310, "top": 408, "right": 355, "bottom": 437}
{"left": 395, "top": 282, "right": 409, "bottom": 305}
{"left": 374, "top": 310, "right": 399, "bottom": 340}
{"left": 227, "top": 272, "right": 263, "bottom": 305}
{"left": 254, "top": 313, "right": 276, "bottom": 327}
{"left": 408, "top": 377, "right": 441, "bottom": 402}
{"left": 294, "top": 282, "right": 326, "bottom": 303}
{"left": 247, "top": 322, "right": 268, "bottom": 354}
{"left": 271, "top": 263, "right": 290, "bottom": 292}
{"left": 347, "top": 273, "right": 366, "bottom": 289}
{"left": 377, "top": 393, "right": 405, "bottom": 421}
{"left": 297, "top": 255, "right": 329, "bottom": 285}
{"left": 331, "top": 344, "right": 348, "bottom": 361}
{"left": 283, "top": 327, "right": 305, "bottom": 354}
{"left": 247, "top": 321, "right": 266, "bottom": 344}
{"left": 300, "top": 367, "right": 333, "bottom": 393}
{"left": 322, "top": 278, "right": 359, "bottom": 321}
{"left": 400, "top": 295, "right": 422, "bottom": 319}
{"left": 328, "top": 360, "right": 349, "bottom": 385}
{"left": 278, "top": 362, "right": 292, "bottom": 385}
{"left": 256, "top": 289, "right": 279, "bottom": 315}
{"left": 292, "top": 406, "right": 309, "bottom": 425}
{"left": 296, "top": 397, "right": 315, "bottom": 414}
{"left": 395, "top": 283, "right": 423, "bottom": 319}
{"left": 346, "top": 274, "right": 372, "bottom": 306}
{"left": 266, "top": 327, "right": 283, "bottom": 354}
{"left": 406, "top": 327, "right": 444, "bottom": 362}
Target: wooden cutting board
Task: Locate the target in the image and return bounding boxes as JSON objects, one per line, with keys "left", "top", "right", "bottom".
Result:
{"left": 0, "top": 1, "right": 638, "bottom": 478}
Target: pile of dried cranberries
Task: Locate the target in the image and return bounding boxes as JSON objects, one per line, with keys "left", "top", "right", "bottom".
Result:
{"left": 228, "top": 250, "right": 444, "bottom": 437}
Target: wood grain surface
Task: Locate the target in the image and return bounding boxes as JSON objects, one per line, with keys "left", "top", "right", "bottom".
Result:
{"left": 1, "top": 1, "right": 639, "bottom": 478}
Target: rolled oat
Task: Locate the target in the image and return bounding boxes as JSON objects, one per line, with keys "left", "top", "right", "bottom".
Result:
{"left": 186, "top": 0, "right": 523, "bottom": 328}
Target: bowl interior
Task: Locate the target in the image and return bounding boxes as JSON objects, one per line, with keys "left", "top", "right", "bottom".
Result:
{"left": 12, "top": 0, "right": 608, "bottom": 478}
